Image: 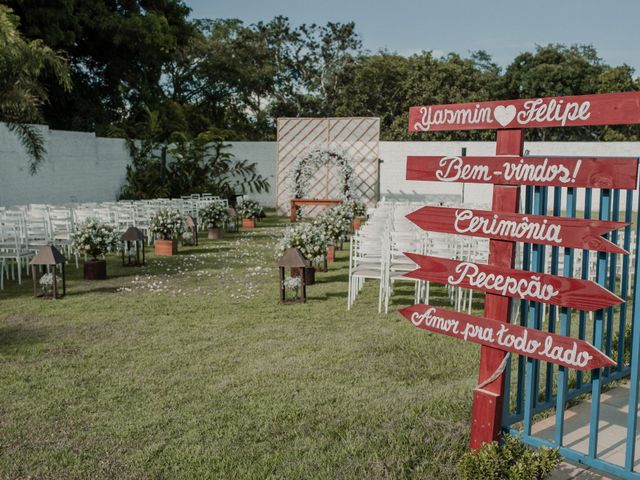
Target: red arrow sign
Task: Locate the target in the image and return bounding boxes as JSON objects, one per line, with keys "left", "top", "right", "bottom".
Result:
{"left": 406, "top": 155, "right": 639, "bottom": 189}
{"left": 400, "top": 304, "right": 616, "bottom": 371}
{"left": 406, "top": 206, "right": 628, "bottom": 254}
{"left": 404, "top": 253, "right": 623, "bottom": 311}
{"left": 409, "top": 92, "right": 640, "bottom": 132}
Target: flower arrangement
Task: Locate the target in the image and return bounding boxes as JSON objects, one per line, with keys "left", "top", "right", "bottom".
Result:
{"left": 282, "top": 276, "right": 301, "bottom": 293}
{"left": 182, "top": 231, "right": 194, "bottom": 241}
{"left": 237, "top": 199, "right": 262, "bottom": 220}
{"left": 199, "top": 202, "right": 229, "bottom": 228}
{"left": 39, "top": 273, "right": 63, "bottom": 294}
{"left": 342, "top": 199, "right": 367, "bottom": 217}
{"left": 277, "top": 222, "right": 328, "bottom": 265}
{"left": 72, "top": 218, "right": 120, "bottom": 260}
{"left": 314, "top": 205, "right": 353, "bottom": 244}
{"left": 150, "top": 209, "right": 185, "bottom": 240}
{"left": 288, "top": 145, "right": 355, "bottom": 201}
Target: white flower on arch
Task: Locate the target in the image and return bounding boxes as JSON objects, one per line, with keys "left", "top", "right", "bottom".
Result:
{"left": 288, "top": 145, "right": 355, "bottom": 200}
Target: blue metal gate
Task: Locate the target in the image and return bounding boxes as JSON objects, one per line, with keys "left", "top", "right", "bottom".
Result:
{"left": 503, "top": 183, "right": 640, "bottom": 478}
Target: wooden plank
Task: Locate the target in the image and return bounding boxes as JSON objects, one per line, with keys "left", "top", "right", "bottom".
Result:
{"left": 399, "top": 304, "right": 616, "bottom": 371}
{"left": 406, "top": 206, "right": 628, "bottom": 254}
{"left": 406, "top": 155, "right": 639, "bottom": 189}
{"left": 470, "top": 129, "right": 522, "bottom": 449}
{"left": 408, "top": 92, "right": 640, "bottom": 132}
{"left": 404, "top": 253, "right": 623, "bottom": 311}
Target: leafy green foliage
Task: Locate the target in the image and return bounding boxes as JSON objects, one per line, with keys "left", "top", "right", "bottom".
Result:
{"left": 115, "top": 108, "right": 270, "bottom": 201}
{"left": 0, "top": 5, "right": 70, "bottom": 173}
{"left": 4, "top": 0, "right": 194, "bottom": 134}
{"left": 458, "top": 434, "right": 561, "bottom": 480}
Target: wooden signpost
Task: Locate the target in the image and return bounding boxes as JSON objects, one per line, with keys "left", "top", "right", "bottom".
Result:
{"left": 406, "top": 155, "right": 639, "bottom": 189}
{"left": 406, "top": 206, "right": 628, "bottom": 254}
{"left": 404, "top": 253, "right": 623, "bottom": 311}
{"left": 402, "top": 92, "right": 640, "bottom": 450}
{"left": 400, "top": 304, "right": 616, "bottom": 371}
{"left": 409, "top": 91, "right": 640, "bottom": 132}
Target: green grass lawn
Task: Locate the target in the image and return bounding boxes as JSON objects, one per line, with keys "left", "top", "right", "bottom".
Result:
{"left": 0, "top": 215, "right": 486, "bottom": 479}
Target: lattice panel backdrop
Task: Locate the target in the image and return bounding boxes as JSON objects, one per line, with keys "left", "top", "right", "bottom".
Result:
{"left": 276, "top": 117, "right": 380, "bottom": 216}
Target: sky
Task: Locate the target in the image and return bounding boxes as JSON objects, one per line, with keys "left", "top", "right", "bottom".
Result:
{"left": 187, "top": 0, "right": 640, "bottom": 72}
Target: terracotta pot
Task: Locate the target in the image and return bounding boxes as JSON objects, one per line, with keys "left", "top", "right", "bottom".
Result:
{"left": 242, "top": 218, "right": 256, "bottom": 228}
{"left": 291, "top": 266, "right": 315, "bottom": 285}
{"left": 326, "top": 245, "right": 335, "bottom": 263}
{"left": 208, "top": 227, "right": 223, "bottom": 240}
{"left": 155, "top": 239, "right": 178, "bottom": 256}
{"left": 353, "top": 217, "right": 362, "bottom": 231}
{"left": 84, "top": 259, "right": 107, "bottom": 280}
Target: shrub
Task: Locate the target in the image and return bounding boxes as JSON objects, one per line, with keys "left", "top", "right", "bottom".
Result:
{"left": 72, "top": 219, "right": 120, "bottom": 260}
{"left": 150, "top": 209, "right": 184, "bottom": 240}
{"left": 199, "top": 202, "right": 229, "bottom": 228}
{"left": 457, "top": 434, "right": 561, "bottom": 480}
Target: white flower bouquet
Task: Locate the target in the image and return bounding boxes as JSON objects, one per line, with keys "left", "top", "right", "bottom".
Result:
{"left": 277, "top": 222, "right": 328, "bottom": 264}
{"left": 288, "top": 145, "right": 355, "bottom": 201}
{"left": 199, "top": 202, "right": 229, "bottom": 228}
{"left": 39, "top": 272, "right": 63, "bottom": 294}
{"left": 237, "top": 199, "right": 262, "bottom": 220}
{"left": 314, "top": 205, "right": 353, "bottom": 244}
{"left": 72, "top": 218, "right": 120, "bottom": 260}
{"left": 150, "top": 209, "right": 185, "bottom": 240}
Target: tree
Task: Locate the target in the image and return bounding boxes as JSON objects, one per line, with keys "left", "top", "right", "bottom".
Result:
{"left": 5, "top": 0, "right": 195, "bottom": 133}
{"left": 503, "top": 44, "right": 640, "bottom": 140}
{"left": 0, "top": 5, "right": 71, "bottom": 173}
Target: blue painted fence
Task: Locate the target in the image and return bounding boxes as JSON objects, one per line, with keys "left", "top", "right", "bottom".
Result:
{"left": 502, "top": 183, "right": 640, "bottom": 479}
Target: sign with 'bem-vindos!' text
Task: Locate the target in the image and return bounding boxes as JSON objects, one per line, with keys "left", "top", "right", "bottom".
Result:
{"left": 409, "top": 91, "right": 640, "bottom": 132}
{"left": 406, "top": 155, "right": 639, "bottom": 189}
{"left": 399, "top": 304, "right": 616, "bottom": 371}
{"left": 403, "top": 253, "right": 623, "bottom": 312}
{"left": 406, "top": 206, "right": 628, "bottom": 254}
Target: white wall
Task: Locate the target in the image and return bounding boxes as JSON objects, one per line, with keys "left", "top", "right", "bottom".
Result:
{"left": 0, "top": 123, "right": 130, "bottom": 206}
{"left": 0, "top": 124, "right": 277, "bottom": 207}
{"left": 1, "top": 122, "right": 638, "bottom": 209}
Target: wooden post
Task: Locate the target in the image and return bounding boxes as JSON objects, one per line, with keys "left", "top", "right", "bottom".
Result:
{"left": 470, "top": 129, "right": 523, "bottom": 449}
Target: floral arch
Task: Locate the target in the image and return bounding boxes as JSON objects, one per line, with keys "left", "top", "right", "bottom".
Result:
{"left": 288, "top": 145, "right": 355, "bottom": 200}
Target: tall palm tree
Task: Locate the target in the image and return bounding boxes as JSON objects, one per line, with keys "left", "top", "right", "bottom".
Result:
{"left": 0, "top": 5, "right": 71, "bottom": 173}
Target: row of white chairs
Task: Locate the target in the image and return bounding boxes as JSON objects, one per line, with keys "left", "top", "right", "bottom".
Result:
{"left": 0, "top": 195, "right": 230, "bottom": 290}
{"left": 347, "top": 199, "right": 636, "bottom": 315}
{"left": 347, "top": 200, "right": 491, "bottom": 314}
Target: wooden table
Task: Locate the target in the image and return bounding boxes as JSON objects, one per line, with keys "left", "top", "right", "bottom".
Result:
{"left": 290, "top": 199, "right": 342, "bottom": 222}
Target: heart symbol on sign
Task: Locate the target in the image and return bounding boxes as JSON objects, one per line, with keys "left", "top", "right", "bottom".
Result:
{"left": 493, "top": 105, "right": 517, "bottom": 127}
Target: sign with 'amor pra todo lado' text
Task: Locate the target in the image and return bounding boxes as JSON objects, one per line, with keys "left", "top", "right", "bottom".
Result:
{"left": 400, "top": 304, "right": 616, "bottom": 371}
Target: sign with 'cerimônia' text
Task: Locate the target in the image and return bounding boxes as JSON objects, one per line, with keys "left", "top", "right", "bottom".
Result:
{"left": 403, "top": 253, "right": 623, "bottom": 312}
{"left": 399, "top": 304, "right": 616, "bottom": 371}
{"left": 409, "top": 91, "right": 640, "bottom": 132}
{"left": 406, "top": 155, "right": 639, "bottom": 189}
{"left": 406, "top": 206, "right": 628, "bottom": 254}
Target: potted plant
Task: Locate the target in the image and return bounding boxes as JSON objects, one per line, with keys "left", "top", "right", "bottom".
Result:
{"left": 314, "top": 205, "right": 353, "bottom": 261}
{"left": 343, "top": 200, "right": 367, "bottom": 231}
{"left": 237, "top": 199, "right": 262, "bottom": 229}
{"left": 199, "top": 202, "right": 229, "bottom": 239}
{"left": 276, "top": 222, "right": 328, "bottom": 284}
{"left": 150, "top": 209, "right": 184, "bottom": 256}
{"left": 72, "top": 218, "right": 120, "bottom": 280}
